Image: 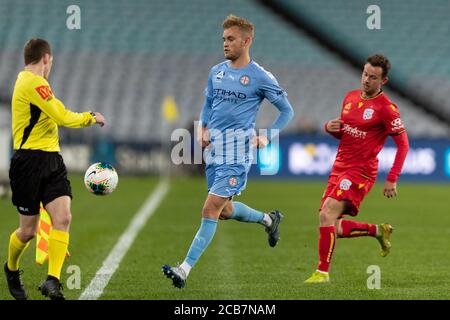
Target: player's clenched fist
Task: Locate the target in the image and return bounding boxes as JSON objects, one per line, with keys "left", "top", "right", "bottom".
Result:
{"left": 326, "top": 118, "right": 343, "bottom": 132}
{"left": 196, "top": 125, "right": 210, "bottom": 148}
{"left": 251, "top": 136, "right": 269, "bottom": 149}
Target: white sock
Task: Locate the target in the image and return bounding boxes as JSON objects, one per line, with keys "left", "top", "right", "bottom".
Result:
{"left": 179, "top": 261, "right": 192, "bottom": 278}
{"left": 261, "top": 213, "right": 272, "bottom": 227}
{"left": 375, "top": 225, "right": 380, "bottom": 237}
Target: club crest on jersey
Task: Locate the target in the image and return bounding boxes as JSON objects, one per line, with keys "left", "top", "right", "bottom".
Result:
{"left": 339, "top": 179, "right": 352, "bottom": 191}
{"left": 363, "top": 108, "right": 374, "bottom": 120}
{"left": 228, "top": 176, "right": 238, "bottom": 187}
{"left": 239, "top": 75, "right": 250, "bottom": 86}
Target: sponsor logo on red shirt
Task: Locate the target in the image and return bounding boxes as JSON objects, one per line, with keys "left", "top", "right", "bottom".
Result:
{"left": 391, "top": 118, "right": 404, "bottom": 131}
{"left": 343, "top": 124, "right": 367, "bottom": 139}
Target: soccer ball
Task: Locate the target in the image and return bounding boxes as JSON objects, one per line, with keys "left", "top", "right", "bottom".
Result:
{"left": 84, "top": 162, "right": 118, "bottom": 196}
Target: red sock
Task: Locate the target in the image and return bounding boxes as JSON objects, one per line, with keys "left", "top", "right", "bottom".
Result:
{"left": 317, "top": 226, "right": 336, "bottom": 273}
{"left": 340, "top": 220, "right": 377, "bottom": 238}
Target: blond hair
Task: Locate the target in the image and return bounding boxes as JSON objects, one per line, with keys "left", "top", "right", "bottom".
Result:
{"left": 222, "top": 15, "right": 254, "bottom": 37}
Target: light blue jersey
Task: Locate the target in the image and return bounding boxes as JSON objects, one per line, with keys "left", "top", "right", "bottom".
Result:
{"left": 200, "top": 60, "right": 293, "bottom": 197}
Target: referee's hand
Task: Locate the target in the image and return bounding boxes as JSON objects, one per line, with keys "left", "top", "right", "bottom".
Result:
{"left": 92, "top": 112, "right": 105, "bottom": 127}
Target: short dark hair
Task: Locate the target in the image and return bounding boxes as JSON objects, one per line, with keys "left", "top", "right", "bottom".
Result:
{"left": 366, "top": 54, "right": 391, "bottom": 78}
{"left": 24, "top": 38, "right": 52, "bottom": 65}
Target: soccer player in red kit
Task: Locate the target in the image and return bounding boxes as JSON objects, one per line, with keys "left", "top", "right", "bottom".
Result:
{"left": 304, "top": 54, "right": 410, "bottom": 283}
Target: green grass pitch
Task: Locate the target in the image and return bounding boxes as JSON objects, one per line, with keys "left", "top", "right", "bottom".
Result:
{"left": 1, "top": 175, "right": 449, "bottom": 300}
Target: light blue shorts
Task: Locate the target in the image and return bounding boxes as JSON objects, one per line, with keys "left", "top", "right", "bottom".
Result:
{"left": 206, "top": 164, "right": 249, "bottom": 198}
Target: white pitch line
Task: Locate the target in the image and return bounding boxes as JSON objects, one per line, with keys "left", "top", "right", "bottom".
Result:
{"left": 79, "top": 179, "right": 169, "bottom": 300}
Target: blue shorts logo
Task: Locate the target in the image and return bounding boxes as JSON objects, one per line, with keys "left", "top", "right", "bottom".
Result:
{"left": 228, "top": 177, "right": 238, "bottom": 186}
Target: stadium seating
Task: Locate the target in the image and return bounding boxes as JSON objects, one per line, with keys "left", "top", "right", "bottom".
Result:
{"left": 0, "top": 0, "right": 448, "bottom": 142}
{"left": 279, "top": 0, "right": 450, "bottom": 121}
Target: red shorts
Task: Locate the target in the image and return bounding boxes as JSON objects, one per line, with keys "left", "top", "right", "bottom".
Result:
{"left": 320, "top": 171, "right": 375, "bottom": 217}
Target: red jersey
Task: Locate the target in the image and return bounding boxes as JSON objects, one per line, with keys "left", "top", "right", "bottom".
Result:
{"left": 328, "top": 89, "right": 406, "bottom": 180}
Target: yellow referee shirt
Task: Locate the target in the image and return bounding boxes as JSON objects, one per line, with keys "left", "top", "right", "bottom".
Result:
{"left": 11, "top": 70, "right": 96, "bottom": 152}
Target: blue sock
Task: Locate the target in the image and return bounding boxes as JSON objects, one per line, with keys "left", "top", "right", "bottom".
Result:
{"left": 230, "top": 202, "right": 264, "bottom": 223}
{"left": 185, "top": 218, "right": 218, "bottom": 267}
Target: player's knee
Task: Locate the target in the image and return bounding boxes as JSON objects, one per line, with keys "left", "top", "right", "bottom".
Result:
{"left": 319, "top": 210, "right": 329, "bottom": 225}
{"left": 219, "top": 211, "right": 231, "bottom": 220}
{"left": 201, "top": 206, "right": 220, "bottom": 220}
{"left": 218, "top": 208, "right": 229, "bottom": 220}
{"left": 18, "top": 227, "right": 37, "bottom": 242}
{"left": 52, "top": 211, "right": 72, "bottom": 229}
{"left": 219, "top": 204, "right": 233, "bottom": 220}
{"left": 319, "top": 206, "right": 338, "bottom": 226}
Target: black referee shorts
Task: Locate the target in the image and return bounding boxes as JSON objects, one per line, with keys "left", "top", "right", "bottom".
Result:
{"left": 9, "top": 149, "right": 72, "bottom": 216}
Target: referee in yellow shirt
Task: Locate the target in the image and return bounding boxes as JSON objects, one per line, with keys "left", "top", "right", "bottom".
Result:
{"left": 4, "top": 39, "right": 105, "bottom": 300}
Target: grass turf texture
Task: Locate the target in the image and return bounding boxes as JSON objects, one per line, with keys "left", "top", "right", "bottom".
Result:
{"left": 1, "top": 175, "right": 449, "bottom": 299}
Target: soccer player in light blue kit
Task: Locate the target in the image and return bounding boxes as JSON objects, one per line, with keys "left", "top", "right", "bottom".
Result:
{"left": 163, "top": 15, "right": 294, "bottom": 288}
